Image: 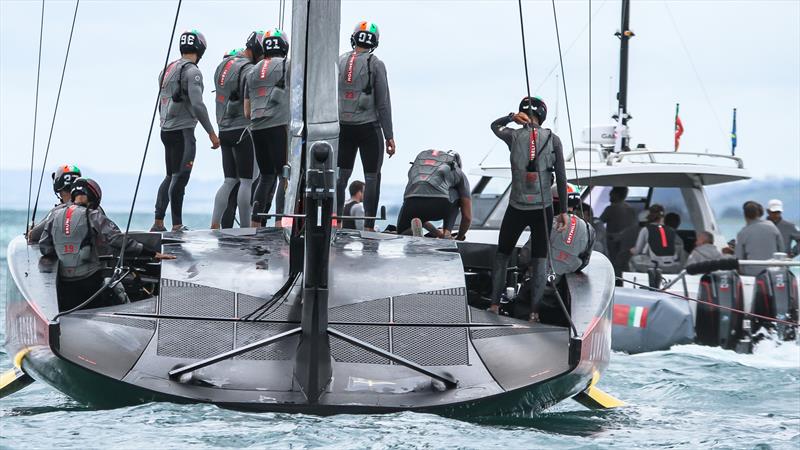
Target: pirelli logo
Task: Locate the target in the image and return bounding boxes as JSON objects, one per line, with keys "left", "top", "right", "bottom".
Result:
{"left": 346, "top": 52, "right": 357, "bottom": 84}
{"left": 565, "top": 215, "right": 577, "bottom": 245}
{"left": 218, "top": 59, "right": 236, "bottom": 86}
{"left": 259, "top": 59, "right": 271, "bottom": 80}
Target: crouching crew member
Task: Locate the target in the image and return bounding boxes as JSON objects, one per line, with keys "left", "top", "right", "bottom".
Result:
{"left": 41, "top": 179, "right": 175, "bottom": 311}
{"left": 489, "top": 97, "right": 569, "bottom": 319}
{"left": 210, "top": 40, "right": 259, "bottom": 229}
{"left": 28, "top": 164, "right": 82, "bottom": 243}
{"left": 396, "top": 150, "right": 472, "bottom": 240}
{"left": 152, "top": 29, "right": 220, "bottom": 233}
{"left": 244, "top": 28, "right": 290, "bottom": 227}
{"left": 336, "top": 21, "right": 395, "bottom": 231}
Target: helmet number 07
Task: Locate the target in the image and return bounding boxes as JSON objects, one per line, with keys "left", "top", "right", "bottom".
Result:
{"left": 356, "top": 32, "right": 373, "bottom": 45}
{"left": 181, "top": 34, "right": 195, "bottom": 46}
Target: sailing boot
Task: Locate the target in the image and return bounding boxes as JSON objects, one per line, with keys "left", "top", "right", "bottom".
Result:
{"left": 529, "top": 258, "right": 548, "bottom": 322}
{"left": 490, "top": 252, "right": 511, "bottom": 314}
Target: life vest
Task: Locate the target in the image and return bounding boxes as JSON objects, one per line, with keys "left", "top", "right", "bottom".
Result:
{"left": 247, "top": 57, "right": 288, "bottom": 124}
{"left": 342, "top": 200, "right": 358, "bottom": 230}
{"left": 550, "top": 214, "right": 595, "bottom": 275}
{"left": 646, "top": 224, "right": 677, "bottom": 257}
{"left": 214, "top": 55, "right": 252, "bottom": 130}
{"left": 696, "top": 270, "right": 745, "bottom": 350}
{"left": 404, "top": 150, "right": 460, "bottom": 200}
{"left": 159, "top": 58, "right": 196, "bottom": 128}
{"left": 338, "top": 51, "right": 377, "bottom": 124}
{"left": 509, "top": 126, "right": 555, "bottom": 210}
{"left": 751, "top": 267, "right": 799, "bottom": 338}
{"left": 51, "top": 205, "right": 103, "bottom": 280}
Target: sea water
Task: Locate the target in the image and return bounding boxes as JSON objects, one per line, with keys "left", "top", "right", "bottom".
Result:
{"left": 1, "top": 209, "right": 798, "bottom": 449}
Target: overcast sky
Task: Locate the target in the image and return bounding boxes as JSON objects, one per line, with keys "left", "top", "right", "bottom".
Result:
{"left": 1, "top": 0, "right": 798, "bottom": 206}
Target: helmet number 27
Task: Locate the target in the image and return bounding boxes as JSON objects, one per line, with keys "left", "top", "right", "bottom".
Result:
{"left": 356, "top": 31, "right": 373, "bottom": 45}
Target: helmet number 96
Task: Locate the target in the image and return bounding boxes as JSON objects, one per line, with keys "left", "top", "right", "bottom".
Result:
{"left": 356, "top": 32, "right": 373, "bottom": 45}
{"left": 181, "top": 34, "right": 196, "bottom": 46}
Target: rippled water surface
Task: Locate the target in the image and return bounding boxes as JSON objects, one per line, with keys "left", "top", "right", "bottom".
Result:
{"left": 1, "top": 210, "right": 799, "bottom": 449}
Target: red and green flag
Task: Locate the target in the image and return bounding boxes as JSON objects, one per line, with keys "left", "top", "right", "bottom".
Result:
{"left": 613, "top": 304, "right": 649, "bottom": 328}
{"left": 674, "top": 103, "right": 684, "bottom": 151}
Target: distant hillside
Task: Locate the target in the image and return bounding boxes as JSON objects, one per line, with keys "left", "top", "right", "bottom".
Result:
{"left": 706, "top": 178, "right": 800, "bottom": 222}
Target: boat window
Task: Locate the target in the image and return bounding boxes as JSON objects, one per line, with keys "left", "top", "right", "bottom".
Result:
{"left": 649, "top": 187, "right": 695, "bottom": 230}
{"left": 590, "top": 186, "right": 647, "bottom": 219}
{"left": 471, "top": 177, "right": 509, "bottom": 226}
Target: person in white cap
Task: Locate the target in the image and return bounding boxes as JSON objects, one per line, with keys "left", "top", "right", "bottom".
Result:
{"left": 766, "top": 199, "right": 799, "bottom": 257}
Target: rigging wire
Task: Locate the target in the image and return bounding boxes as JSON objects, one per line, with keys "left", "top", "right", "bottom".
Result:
{"left": 278, "top": 0, "right": 287, "bottom": 30}
{"left": 116, "top": 0, "right": 183, "bottom": 268}
{"left": 31, "top": 0, "right": 80, "bottom": 226}
{"left": 588, "top": 0, "right": 592, "bottom": 208}
{"left": 618, "top": 277, "right": 800, "bottom": 328}
{"left": 25, "top": 0, "right": 46, "bottom": 235}
{"left": 662, "top": 0, "right": 727, "bottom": 144}
{"left": 517, "top": 0, "right": 577, "bottom": 336}
{"left": 550, "top": 0, "right": 585, "bottom": 220}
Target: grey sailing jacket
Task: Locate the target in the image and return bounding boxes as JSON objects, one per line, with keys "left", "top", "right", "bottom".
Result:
{"left": 159, "top": 58, "right": 215, "bottom": 133}
{"left": 337, "top": 51, "right": 393, "bottom": 139}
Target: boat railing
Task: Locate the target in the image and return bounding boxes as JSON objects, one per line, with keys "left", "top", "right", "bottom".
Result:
{"left": 604, "top": 150, "right": 745, "bottom": 169}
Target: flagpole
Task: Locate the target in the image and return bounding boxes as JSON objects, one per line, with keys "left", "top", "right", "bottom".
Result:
{"left": 731, "top": 108, "right": 737, "bottom": 156}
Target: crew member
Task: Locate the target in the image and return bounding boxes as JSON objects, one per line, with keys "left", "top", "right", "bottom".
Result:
{"left": 336, "top": 21, "right": 395, "bottom": 231}
{"left": 342, "top": 180, "right": 365, "bottom": 231}
{"left": 600, "top": 186, "right": 637, "bottom": 275}
{"left": 28, "top": 164, "right": 82, "bottom": 243}
{"left": 40, "top": 178, "right": 175, "bottom": 311}
{"left": 489, "top": 97, "right": 569, "bottom": 320}
{"left": 396, "top": 150, "right": 472, "bottom": 240}
{"left": 244, "top": 28, "right": 290, "bottom": 227}
{"left": 152, "top": 29, "right": 220, "bottom": 233}
{"left": 736, "top": 201, "right": 783, "bottom": 276}
{"left": 686, "top": 231, "right": 723, "bottom": 266}
{"left": 210, "top": 41, "right": 259, "bottom": 229}
{"left": 630, "top": 204, "right": 681, "bottom": 273}
{"left": 766, "top": 199, "right": 800, "bottom": 257}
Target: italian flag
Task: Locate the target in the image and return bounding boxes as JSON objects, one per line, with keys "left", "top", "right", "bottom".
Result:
{"left": 613, "top": 304, "right": 648, "bottom": 328}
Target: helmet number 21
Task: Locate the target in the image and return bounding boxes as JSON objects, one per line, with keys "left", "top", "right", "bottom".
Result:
{"left": 356, "top": 32, "right": 373, "bottom": 45}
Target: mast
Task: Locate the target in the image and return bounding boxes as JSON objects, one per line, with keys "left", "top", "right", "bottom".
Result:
{"left": 289, "top": 0, "right": 341, "bottom": 403}
{"left": 614, "top": 0, "right": 633, "bottom": 150}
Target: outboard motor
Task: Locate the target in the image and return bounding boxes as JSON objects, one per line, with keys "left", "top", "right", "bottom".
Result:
{"left": 695, "top": 270, "right": 745, "bottom": 350}
{"left": 751, "top": 267, "right": 799, "bottom": 341}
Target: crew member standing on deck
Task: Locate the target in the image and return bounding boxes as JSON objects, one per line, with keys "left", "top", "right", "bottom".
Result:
{"left": 336, "top": 21, "right": 395, "bottom": 231}
{"left": 244, "top": 28, "right": 290, "bottom": 228}
{"left": 210, "top": 35, "right": 262, "bottom": 229}
{"left": 151, "top": 29, "right": 220, "bottom": 233}
{"left": 489, "top": 97, "right": 569, "bottom": 321}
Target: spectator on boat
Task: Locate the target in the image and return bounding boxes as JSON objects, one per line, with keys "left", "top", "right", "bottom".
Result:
{"left": 151, "top": 30, "right": 220, "bottom": 233}
{"left": 552, "top": 183, "right": 581, "bottom": 214}
{"left": 686, "top": 231, "right": 723, "bottom": 266}
{"left": 664, "top": 212, "right": 688, "bottom": 262}
{"left": 489, "top": 96, "right": 569, "bottom": 321}
{"left": 601, "top": 187, "right": 637, "bottom": 273}
{"left": 396, "top": 150, "right": 472, "bottom": 240}
{"left": 576, "top": 202, "right": 607, "bottom": 255}
{"left": 40, "top": 178, "right": 175, "bottom": 311}
{"left": 630, "top": 204, "right": 682, "bottom": 273}
{"left": 342, "top": 180, "right": 366, "bottom": 231}
{"left": 766, "top": 199, "right": 800, "bottom": 257}
{"left": 210, "top": 38, "right": 261, "bottom": 230}
{"left": 736, "top": 201, "right": 783, "bottom": 276}
{"left": 336, "top": 21, "right": 396, "bottom": 232}
{"left": 613, "top": 210, "right": 648, "bottom": 284}
{"left": 245, "top": 28, "right": 291, "bottom": 228}
{"left": 28, "top": 164, "right": 82, "bottom": 243}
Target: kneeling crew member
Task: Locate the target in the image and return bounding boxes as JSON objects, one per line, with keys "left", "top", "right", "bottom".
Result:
{"left": 336, "top": 21, "right": 395, "bottom": 231}
{"left": 396, "top": 150, "right": 472, "bottom": 240}
{"left": 489, "top": 97, "right": 568, "bottom": 318}
{"left": 244, "top": 28, "right": 290, "bottom": 227}
{"left": 41, "top": 178, "right": 175, "bottom": 311}
{"left": 152, "top": 29, "right": 220, "bottom": 233}
{"left": 28, "top": 164, "right": 82, "bottom": 243}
